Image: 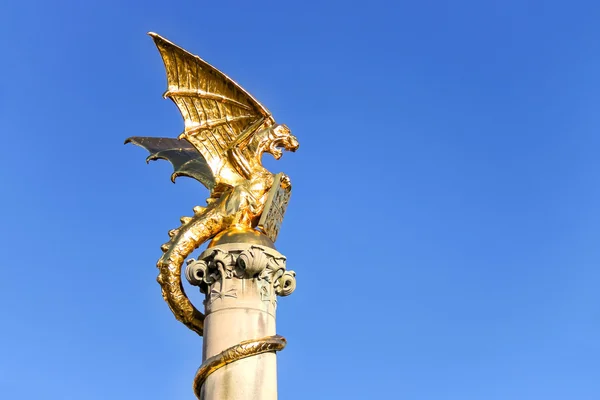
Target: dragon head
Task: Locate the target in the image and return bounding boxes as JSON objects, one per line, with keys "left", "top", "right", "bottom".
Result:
{"left": 265, "top": 124, "right": 299, "bottom": 160}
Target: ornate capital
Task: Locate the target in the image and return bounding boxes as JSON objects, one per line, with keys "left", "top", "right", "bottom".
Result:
{"left": 185, "top": 244, "right": 296, "bottom": 311}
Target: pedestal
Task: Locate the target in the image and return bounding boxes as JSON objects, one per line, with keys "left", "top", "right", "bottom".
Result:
{"left": 186, "top": 242, "right": 296, "bottom": 400}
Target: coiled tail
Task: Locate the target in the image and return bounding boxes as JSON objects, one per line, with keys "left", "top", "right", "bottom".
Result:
{"left": 156, "top": 201, "right": 237, "bottom": 336}
{"left": 193, "top": 335, "right": 287, "bottom": 398}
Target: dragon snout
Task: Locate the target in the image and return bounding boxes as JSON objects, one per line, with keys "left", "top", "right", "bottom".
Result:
{"left": 285, "top": 135, "right": 299, "bottom": 152}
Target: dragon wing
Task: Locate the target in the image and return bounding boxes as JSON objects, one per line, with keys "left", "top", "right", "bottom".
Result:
{"left": 125, "top": 136, "right": 215, "bottom": 190}
{"left": 149, "top": 33, "right": 274, "bottom": 190}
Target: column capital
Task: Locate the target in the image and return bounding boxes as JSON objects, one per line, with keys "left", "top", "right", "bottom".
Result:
{"left": 185, "top": 243, "right": 296, "bottom": 314}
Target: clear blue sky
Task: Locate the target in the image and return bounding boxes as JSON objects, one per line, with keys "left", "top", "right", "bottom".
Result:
{"left": 1, "top": 1, "right": 599, "bottom": 399}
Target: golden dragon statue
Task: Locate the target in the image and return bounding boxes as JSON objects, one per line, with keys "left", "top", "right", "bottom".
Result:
{"left": 126, "top": 33, "right": 299, "bottom": 338}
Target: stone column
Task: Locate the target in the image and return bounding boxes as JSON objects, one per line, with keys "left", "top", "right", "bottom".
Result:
{"left": 185, "top": 240, "right": 296, "bottom": 400}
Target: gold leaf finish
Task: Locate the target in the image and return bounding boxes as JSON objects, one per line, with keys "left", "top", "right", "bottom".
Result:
{"left": 193, "top": 335, "right": 287, "bottom": 398}
{"left": 126, "top": 33, "right": 299, "bottom": 336}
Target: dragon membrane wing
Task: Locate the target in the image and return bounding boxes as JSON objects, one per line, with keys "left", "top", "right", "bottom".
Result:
{"left": 125, "top": 136, "right": 215, "bottom": 190}
{"left": 149, "top": 33, "right": 275, "bottom": 187}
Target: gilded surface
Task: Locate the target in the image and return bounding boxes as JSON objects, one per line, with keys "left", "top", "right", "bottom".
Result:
{"left": 193, "top": 335, "right": 287, "bottom": 398}
{"left": 258, "top": 173, "right": 292, "bottom": 242}
{"left": 126, "top": 33, "right": 298, "bottom": 336}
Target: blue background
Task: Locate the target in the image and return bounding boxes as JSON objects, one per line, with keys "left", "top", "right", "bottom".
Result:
{"left": 1, "top": 1, "right": 599, "bottom": 399}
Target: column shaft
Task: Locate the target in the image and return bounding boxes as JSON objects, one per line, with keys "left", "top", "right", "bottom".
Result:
{"left": 186, "top": 243, "right": 295, "bottom": 400}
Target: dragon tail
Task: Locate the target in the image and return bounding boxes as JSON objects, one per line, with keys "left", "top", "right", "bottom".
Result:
{"left": 156, "top": 203, "right": 229, "bottom": 336}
